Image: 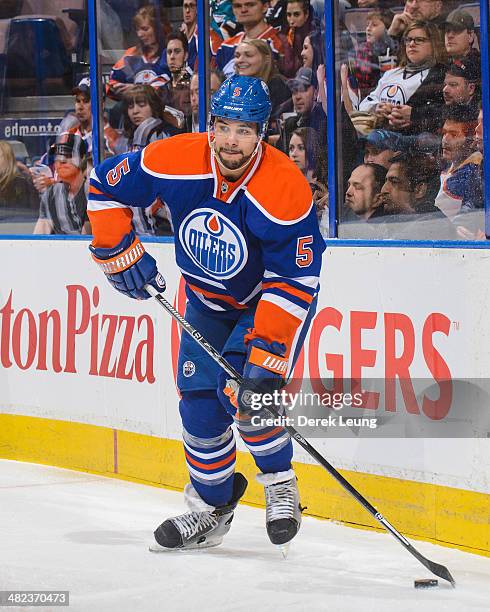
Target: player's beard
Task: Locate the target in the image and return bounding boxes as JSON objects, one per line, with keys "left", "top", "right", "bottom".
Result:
{"left": 216, "top": 147, "right": 254, "bottom": 171}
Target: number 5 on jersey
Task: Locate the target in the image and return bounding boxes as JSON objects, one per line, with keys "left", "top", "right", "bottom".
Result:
{"left": 296, "top": 236, "right": 313, "bottom": 267}
{"left": 106, "top": 158, "right": 130, "bottom": 186}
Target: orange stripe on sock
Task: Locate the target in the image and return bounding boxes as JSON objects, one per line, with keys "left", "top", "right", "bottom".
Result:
{"left": 184, "top": 450, "right": 236, "bottom": 471}
{"left": 240, "top": 426, "right": 283, "bottom": 443}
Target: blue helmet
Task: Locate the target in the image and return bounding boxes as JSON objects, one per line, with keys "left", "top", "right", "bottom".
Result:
{"left": 210, "top": 75, "right": 272, "bottom": 139}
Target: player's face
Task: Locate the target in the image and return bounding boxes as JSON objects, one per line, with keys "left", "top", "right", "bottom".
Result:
{"left": 379, "top": 163, "right": 414, "bottom": 214}
{"left": 475, "top": 110, "right": 483, "bottom": 153}
{"left": 234, "top": 43, "right": 264, "bottom": 76}
{"left": 128, "top": 97, "right": 154, "bottom": 126}
{"left": 345, "top": 165, "right": 378, "bottom": 216}
{"left": 404, "top": 0, "right": 441, "bottom": 21}
{"left": 288, "top": 133, "right": 306, "bottom": 171}
{"left": 74, "top": 94, "right": 91, "bottom": 125}
{"left": 232, "top": 0, "right": 267, "bottom": 27}
{"left": 167, "top": 40, "right": 187, "bottom": 72}
{"left": 301, "top": 36, "right": 313, "bottom": 68}
{"left": 213, "top": 118, "right": 259, "bottom": 171}
{"left": 443, "top": 74, "right": 474, "bottom": 105}
{"left": 366, "top": 17, "right": 386, "bottom": 44}
{"left": 136, "top": 19, "right": 156, "bottom": 48}
{"left": 442, "top": 119, "right": 472, "bottom": 162}
{"left": 403, "top": 28, "right": 433, "bottom": 65}
{"left": 183, "top": 0, "right": 197, "bottom": 25}
{"left": 287, "top": 3, "right": 308, "bottom": 29}
{"left": 445, "top": 27, "right": 473, "bottom": 58}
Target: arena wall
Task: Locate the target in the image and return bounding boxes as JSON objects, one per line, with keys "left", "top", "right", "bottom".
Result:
{"left": 0, "top": 239, "right": 489, "bottom": 556}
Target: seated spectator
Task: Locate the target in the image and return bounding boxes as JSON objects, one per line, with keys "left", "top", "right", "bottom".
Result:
{"left": 389, "top": 0, "right": 447, "bottom": 40}
{"left": 277, "top": 66, "right": 326, "bottom": 152}
{"left": 443, "top": 58, "right": 480, "bottom": 110}
{"left": 234, "top": 40, "right": 291, "bottom": 125}
{"left": 373, "top": 152, "right": 457, "bottom": 239}
{"left": 107, "top": 5, "right": 170, "bottom": 99}
{"left": 445, "top": 10, "right": 479, "bottom": 63}
{"left": 288, "top": 127, "right": 328, "bottom": 236}
{"left": 359, "top": 21, "right": 447, "bottom": 135}
{"left": 353, "top": 9, "right": 397, "bottom": 101}
{"left": 0, "top": 141, "right": 39, "bottom": 218}
{"left": 33, "top": 133, "right": 89, "bottom": 235}
{"left": 282, "top": 0, "right": 316, "bottom": 77}
{"left": 300, "top": 29, "right": 325, "bottom": 82}
{"left": 159, "top": 32, "right": 193, "bottom": 117}
{"left": 435, "top": 104, "right": 481, "bottom": 221}
{"left": 363, "top": 129, "right": 400, "bottom": 169}
{"left": 215, "top": 0, "right": 285, "bottom": 77}
{"left": 342, "top": 162, "right": 387, "bottom": 224}
{"left": 121, "top": 85, "right": 175, "bottom": 151}
{"left": 187, "top": 70, "right": 225, "bottom": 132}
{"left": 181, "top": 0, "right": 199, "bottom": 69}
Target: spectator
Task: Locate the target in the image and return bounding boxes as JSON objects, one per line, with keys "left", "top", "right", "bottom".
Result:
{"left": 33, "top": 133, "right": 89, "bottom": 235}
{"left": 282, "top": 0, "right": 316, "bottom": 77}
{"left": 215, "top": 0, "right": 285, "bottom": 77}
{"left": 0, "top": 141, "right": 39, "bottom": 218}
{"left": 342, "top": 162, "right": 387, "bottom": 223}
{"left": 359, "top": 21, "right": 447, "bottom": 135}
{"left": 159, "top": 32, "right": 193, "bottom": 117}
{"left": 181, "top": 0, "right": 198, "bottom": 69}
{"left": 363, "top": 129, "right": 400, "bottom": 169}
{"left": 278, "top": 67, "right": 326, "bottom": 151}
{"left": 121, "top": 85, "right": 175, "bottom": 151}
{"left": 107, "top": 5, "right": 170, "bottom": 99}
{"left": 300, "top": 29, "right": 325, "bottom": 83}
{"left": 187, "top": 70, "right": 225, "bottom": 132}
{"left": 373, "top": 153, "right": 457, "bottom": 239}
{"left": 443, "top": 58, "right": 479, "bottom": 110}
{"left": 445, "top": 10, "right": 479, "bottom": 63}
{"left": 389, "top": 0, "right": 447, "bottom": 40}
{"left": 435, "top": 104, "right": 481, "bottom": 220}
{"left": 288, "top": 127, "right": 328, "bottom": 236}
{"left": 353, "top": 9, "right": 397, "bottom": 101}
{"left": 234, "top": 40, "right": 291, "bottom": 123}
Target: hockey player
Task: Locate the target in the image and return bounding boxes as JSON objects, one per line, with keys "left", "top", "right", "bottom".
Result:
{"left": 87, "top": 75, "right": 325, "bottom": 552}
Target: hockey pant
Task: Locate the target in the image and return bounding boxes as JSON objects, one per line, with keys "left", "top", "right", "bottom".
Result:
{"left": 176, "top": 300, "right": 316, "bottom": 507}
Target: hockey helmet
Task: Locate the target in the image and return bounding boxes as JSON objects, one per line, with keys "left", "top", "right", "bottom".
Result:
{"left": 52, "top": 132, "right": 88, "bottom": 169}
{"left": 210, "top": 75, "right": 272, "bottom": 139}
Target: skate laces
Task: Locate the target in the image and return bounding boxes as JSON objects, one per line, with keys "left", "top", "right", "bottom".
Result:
{"left": 264, "top": 479, "right": 298, "bottom": 522}
{"left": 171, "top": 511, "right": 218, "bottom": 539}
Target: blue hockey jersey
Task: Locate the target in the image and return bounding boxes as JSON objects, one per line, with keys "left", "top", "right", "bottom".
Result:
{"left": 88, "top": 133, "right": 325, "bottom": 358}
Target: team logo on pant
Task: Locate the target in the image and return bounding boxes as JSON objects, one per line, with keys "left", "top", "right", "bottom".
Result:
{"left": 178, "top": 208, "right": 248, "bottom": 279}
{"left": 183, "top": 361, "right": 196, "bottom": 377}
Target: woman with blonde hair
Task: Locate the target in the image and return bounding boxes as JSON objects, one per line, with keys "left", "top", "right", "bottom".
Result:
{"left": 234, "top": 39, "right": 291, "bottom": 123}
{"left": 0, "top": 141, "right": 39, "bottom": 219}
{"left": 359, "top": 20, "right": 447, "bottom": 134}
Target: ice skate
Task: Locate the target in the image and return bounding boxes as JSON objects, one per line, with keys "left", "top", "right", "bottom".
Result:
{"left": 149, "top": 473, "right": 247, "bottom": 552}
{"left": 257, "top": 469, "right": 302, "bottom": 556}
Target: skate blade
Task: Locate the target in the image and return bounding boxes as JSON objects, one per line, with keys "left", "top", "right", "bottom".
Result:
{"left": 149, "top": 537, "right": 223, "bottom": 553}
{"left": 276, "top": 543, "right": 290, "bottom": 559}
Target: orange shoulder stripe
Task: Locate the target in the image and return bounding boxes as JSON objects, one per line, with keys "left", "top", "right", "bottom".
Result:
{"left": 247, "top": 144, "right": 312, "bottom": 223}
{"left": 142, "top": 133, "right": 212, "bottom": 177}
{"left": 245, "top": 300, "right": 302, "bottom": 356}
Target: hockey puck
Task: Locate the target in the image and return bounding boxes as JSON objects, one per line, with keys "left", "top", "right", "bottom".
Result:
{"left": 414, "top": 579, "right": 438, "bottom": 589}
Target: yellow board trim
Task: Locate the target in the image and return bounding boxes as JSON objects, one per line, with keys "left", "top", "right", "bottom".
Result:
{"left": 1, "top": 414, "right": 489, "bottom": 557}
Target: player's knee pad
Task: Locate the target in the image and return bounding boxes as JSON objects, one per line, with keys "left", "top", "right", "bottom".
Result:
{"left": 179, "top": 390, "right": 233, "bottom": 439}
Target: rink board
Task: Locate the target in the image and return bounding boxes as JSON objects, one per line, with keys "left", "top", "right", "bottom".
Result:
{"left": 0, "top": 239, "right": 489, "bottom": 555}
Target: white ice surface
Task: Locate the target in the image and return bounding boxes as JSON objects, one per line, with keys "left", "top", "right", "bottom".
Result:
{"left": 1, "top": 459, "right": 489, "bottom": 612}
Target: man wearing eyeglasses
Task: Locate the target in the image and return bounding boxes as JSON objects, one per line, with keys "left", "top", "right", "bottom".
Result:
{"left": 389, "top": 0, "right": 447, "bottom": 39}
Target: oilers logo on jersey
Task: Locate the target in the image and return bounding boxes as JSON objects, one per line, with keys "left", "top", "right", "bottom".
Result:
{"left": 380, "top": 84, "right": 406, "bottom": 106}
{"left": 179, "top": 209, "right": 248, "bottom": 279}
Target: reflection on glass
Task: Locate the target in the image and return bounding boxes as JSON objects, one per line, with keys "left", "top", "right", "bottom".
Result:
{"left": 339, "top": 1, "right": 484, "bottom": 241}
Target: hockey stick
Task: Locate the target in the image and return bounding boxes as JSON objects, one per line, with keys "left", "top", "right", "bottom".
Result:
{"left": 145, "top": 284, "right": 456, "bottom": 587}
